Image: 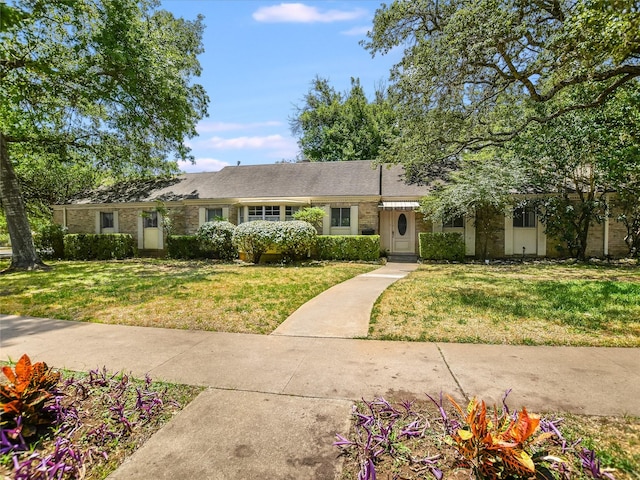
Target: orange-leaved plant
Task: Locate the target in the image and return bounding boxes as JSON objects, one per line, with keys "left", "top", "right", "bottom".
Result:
{"left": 447, "top": 395, "right": 553, "bottom": 480}
{"left": 0, "top": 354, "right": 61, "bottom": 437}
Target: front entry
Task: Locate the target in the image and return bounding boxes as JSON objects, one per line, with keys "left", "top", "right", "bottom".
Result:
{"left": 381, "top": 210, "right": 416, "bottom": 254}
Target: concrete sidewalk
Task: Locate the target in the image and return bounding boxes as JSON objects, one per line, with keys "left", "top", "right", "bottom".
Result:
{"left": 273, "top": 262, "right": 419, "bottom": 337}
{"left": 1, "top": 314, "right": 639, "bottom": 479}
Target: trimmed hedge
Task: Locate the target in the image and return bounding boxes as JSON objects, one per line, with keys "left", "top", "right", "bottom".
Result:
{"left": 166, "top": 235, "right": 203, "bottom": 259}
{"left": 315, "top": 235, "right": 380, "bottom": 261}
{"left": 272, "top": 221, "right": 317, "bottom": 261}
{"left": 64, "top": 234, "right": 136, "bottom": 260}
{"left": 232, "top": 221, "right": 278, "bottom": 263}
{"left": 419, "top": 232, "right": 465, "bottom": 261}
{"left": 196, "top": 221, "right": 238, "bottom": 260}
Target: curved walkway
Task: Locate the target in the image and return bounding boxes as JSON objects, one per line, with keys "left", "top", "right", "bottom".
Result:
{"left": 273, "top": 262, "right": 419, "bottom": 337}
{"left": 1, "top": 262, "right": 639, "bottom": 479}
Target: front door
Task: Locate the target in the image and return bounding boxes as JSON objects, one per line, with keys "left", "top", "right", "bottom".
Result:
{"left": 391, "top": 211, "right": 415, "bottom": 253}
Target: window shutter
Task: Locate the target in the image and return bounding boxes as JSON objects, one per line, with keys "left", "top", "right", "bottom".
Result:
{"left": 350, "top": 206, "right": 358, "bottom": 235}
{"left": 222, "top": 207, "right": 229, "bottom": 221}
{"left": 198, "top": 207, "right": 206, "bottom": 227}
{"left": 504, "top": 209, "right": 514, "bottom": 255}
{"left": 322, "top": 205, "right": 331, "bottom": 235}
{"left": 464, "top": 216, "right": 476, "bottom": 256}
{"left": 113, "top": 211, "right": 119, "bottom": 233}
{"left": 432, "top": 220, "right": 443, "bottom": 233}
{"left": 137, "top": 214, "right": 144, "bottom": 250}
{"left": 95, "top": 212, "right": 101, "bottom": 234}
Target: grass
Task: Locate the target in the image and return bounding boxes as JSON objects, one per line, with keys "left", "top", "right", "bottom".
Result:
{"left": 0, "top": 362, "right": 203, "bottom": 479}
{"left": 337, "top": 395, "right": 640, "bottom": 480}
{"left": 371, "top": 263, "right": 640, "bottom": 346}
{"left": 0, "top": 259, "right": 377, "bottom": 333}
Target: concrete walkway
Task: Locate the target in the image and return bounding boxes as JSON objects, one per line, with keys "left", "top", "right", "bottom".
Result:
{"left": 1, "top": 262, "right": 639, "bottom": 479}
{"left": 273, "top": 262, "right": 418, "bottom": 337}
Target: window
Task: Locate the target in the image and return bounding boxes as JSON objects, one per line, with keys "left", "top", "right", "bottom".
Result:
{"left": 248, "top": 205, "right": 280, "bottom": 222}
{"left": 100, "top": 212, "right": 114, "bottom": 229}
{"left": 513, "top": 206, "right": 536, "bottom": 228}
{"left": 206, "top": 208, "right": 223, "bottom": 222}
{"left": 331, "top": 208, "right": 351, "bottom": 227}
{"left": 285, "top": 206, "right": 299, "bottom": 221}
{"left": 443, "top": 215, "right": 464, "bottom": 228}
{"left": 143, "top": 211, "right": 158, "bottom": 228}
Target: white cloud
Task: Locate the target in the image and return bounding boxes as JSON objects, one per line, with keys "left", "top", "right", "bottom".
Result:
{"left": 341, "top": 25, "right": 371, "bottom": 36}
{"left": 197, "top": 120, "right": 283, "bottom": 133}
{"left": 253, "top": 3, "right": 367, "bottom": 23}
{"left": 205, "top": 134, "right": 294, "bottom": 151}
{"left": 178, "top": 157, "right": 230, "bottom": 173}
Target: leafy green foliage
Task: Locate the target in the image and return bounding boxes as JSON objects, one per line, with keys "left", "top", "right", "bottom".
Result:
{"left": 364, "top": 0, "right": 640, "bottom": 166}
{"left": 63, "top": 234, "right": 136, "bottom": 260}
{"left": 315, "top": 235, "right": 380, "bottom": 261}
{"left": 419, "top": 233, "right": 465, "bottom": 261}
{"left": 292, "top": 207, "right": 326, "bottom": 232}
{"left": 290, "top": 76, "right": 397, "bottom": 161}
{"left": 33, "top": 224, "right": 67, "bottom": 260}
{"left": 232, "top": 221, "right": 278, "bottom": 263}
{"left": 196, "top": 221, "right": 238, "bottom": 260}
{"left": 166, "top": 235, "right": 202, "bottom": 260}
{"left": 1, "top": 0, "right": 208, "bottom": 269}
{"left": 0, "top": 354, "right": 61, "bottom": 437}
{"left": 271, "top": 221, "right": 317, "bottom": 262}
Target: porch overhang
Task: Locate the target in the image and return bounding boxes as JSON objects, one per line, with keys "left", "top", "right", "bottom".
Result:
{"left": 378, "top": 201, "right": 420, "bottom": 211}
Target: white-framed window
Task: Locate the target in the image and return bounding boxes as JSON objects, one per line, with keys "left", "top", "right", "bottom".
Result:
{"left": 143, "top": 211, "right": 159, "bottom": 228}
{"left": 285, "top": 206, "right": 299, "bottom": 221}
{"left": 206, "top": 208, "right": 223, "bottom": 222}
{"left": 248, "top": 205, "right": 280, "bottom": 222}
{"left": 443, "top": 215, "right": 464, "bottom": 228}
{"left": 513, "top": 206, "right": 536, "bottom": 228}
{"left": 331, "top": 208, "right": 351, "bottom": 227}
{"left": 100, "top": 212, "right": 114, "bottom": 229}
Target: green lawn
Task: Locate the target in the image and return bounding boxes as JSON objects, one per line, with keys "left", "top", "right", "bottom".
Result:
{"left": 0, "top": 259, "right": 377, "bottom": 333}
{"left": 371, "top": 263, "right": 640, "bottom": 346}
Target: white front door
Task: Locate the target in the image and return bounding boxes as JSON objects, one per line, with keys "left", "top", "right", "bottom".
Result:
{"left": 391, "top": 211, "right": 415, "bottom": 253}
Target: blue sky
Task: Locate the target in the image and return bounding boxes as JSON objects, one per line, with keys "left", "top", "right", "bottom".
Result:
{"left": 161, "top": 1, "right": 400, "bottom": 172}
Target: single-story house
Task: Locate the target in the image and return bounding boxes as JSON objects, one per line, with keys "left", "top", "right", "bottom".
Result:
{"left": 52, "top": 160, "right": 629, "bottom": 259}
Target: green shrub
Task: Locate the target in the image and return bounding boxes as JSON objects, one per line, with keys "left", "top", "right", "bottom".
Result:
{"left": 315, "top": 235, "right": 380, "bottom": 261}
{"left": 33, "top": 224, "right": 67, "bottom": 259}
{"left": 0, "top": 233, "right": 9, "bottom": 247}
{"left": 166, "top": 235, "right": 203, "bottom": 259}
{"left": 272, "top": 220, "right": 317, "bottom": 262}
{"left": 292, "top": 206, "right": 326, "bottom": 232}
{"left": 196, "top": 221, "right": 237, "bottom": 260}
{"left": 64, "top": 234, "right": 136, "bottom": 260}
{"left": 232, "top": 221, "right": 277, "bottom": 263}
{"left": 419, "top": 232, "right": 465, "bottom": 261}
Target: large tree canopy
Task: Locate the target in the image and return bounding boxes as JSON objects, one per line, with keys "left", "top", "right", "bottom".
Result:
{"left": 290, "top": 76, "right": 397, "bottom": 161}
{"left": 0, "top": 0, "right": 209, "bottom": 270}
{"left": 364, "top": 0, "right": 640, "bottom": 169}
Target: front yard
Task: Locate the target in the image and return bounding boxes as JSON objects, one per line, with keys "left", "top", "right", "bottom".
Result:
{"left": 371, "top": 263, "right": 640, "bottom": 347}
{"left": 0, "top": 259, "right": 377, "bottom": 334}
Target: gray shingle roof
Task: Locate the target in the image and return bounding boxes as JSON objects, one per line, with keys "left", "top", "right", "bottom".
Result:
{"left": 66, "top": 160, "right": 430, "bottom": 205}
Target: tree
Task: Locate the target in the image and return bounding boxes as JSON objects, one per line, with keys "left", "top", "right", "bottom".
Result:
{"left": 290, "top": 76, "right": 397, "bottom": 161}
{"left": 509, "top": 85, "right": 640, "bottom": 260}
{"left": 0, "top": 0, "right": 208, "bottom": 271}
{"left": 420, "top": 155, "right": 527, "bottom": 259}
{"left": 363, "top": 0, "right": 640, "bottom": 169}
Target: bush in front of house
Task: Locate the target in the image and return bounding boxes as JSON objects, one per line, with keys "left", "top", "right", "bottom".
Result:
{"left": 196, "top": 221, "right": 238, "bottom": 260}
{"left": 166, "top": 235, "right": 203, "bottom": 259}
{"left": 64, "top": 234, "right": 136, "bottom": 260}
{"left": 232, "top": 220, "right": 278, "bottom": 263}
{"left": 315, "top": 235, "right": 380, "bottom": 261}
{"left": 419, "top": 232, "right": 465, "bottom": 261}
{"left": 272, "top": 220, "right": 317, "bottom": 262}
{"left": 33, "top": 224, "right": 67, "bottom": 259}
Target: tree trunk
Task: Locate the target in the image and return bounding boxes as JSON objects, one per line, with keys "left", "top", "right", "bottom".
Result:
{"left": 0, "top": 132, "right": 48, "bottom": 271}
